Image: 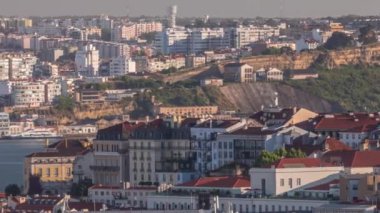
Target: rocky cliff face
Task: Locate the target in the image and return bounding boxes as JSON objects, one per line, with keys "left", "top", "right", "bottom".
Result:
{"left": 323, "top": 44, "right": 380, "bottom": 69}
{"left": 219, "top": 83, "right": 343, "bottom": 113}
{"left": 163, "top": 43, "right": 380, "bottom": 83}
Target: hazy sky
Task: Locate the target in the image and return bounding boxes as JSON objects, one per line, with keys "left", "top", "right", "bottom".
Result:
{"left": 1, "top": 0, "right": 380, "bottom": 18}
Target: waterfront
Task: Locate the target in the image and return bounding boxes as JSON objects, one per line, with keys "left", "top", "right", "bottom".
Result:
{"left": 0, "top": 139, "right": 60, "bottom": 191}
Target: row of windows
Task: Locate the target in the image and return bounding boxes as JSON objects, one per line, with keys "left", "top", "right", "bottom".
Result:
{"left": 95, "top": 144, "right": 119, "bottom": 152}
{"left": 36, "top": 167, "right": 71, "bottom": 177}
{"left": 280, "top": 178, "right": 301, "bottom": 188}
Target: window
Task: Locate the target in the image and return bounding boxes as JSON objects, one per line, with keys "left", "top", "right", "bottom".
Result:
{"left": 289, "top": 178, "right": 293, "bottom": 188}
{"left": 280, "top": 179, "right": 284, "bottom": 186}
{"left": 297, "top": 178, "right": 301, "bottom": 186}
{"left": 46, "top": 168, "right": 51, "bottom": 177}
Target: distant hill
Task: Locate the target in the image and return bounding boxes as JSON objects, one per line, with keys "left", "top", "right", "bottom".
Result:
{"left": 287, "top": 66, "right": 380, "bottom": 112}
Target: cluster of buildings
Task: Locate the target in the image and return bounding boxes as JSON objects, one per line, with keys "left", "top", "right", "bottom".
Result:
{"left": 17, "top": 95, "right": 380, "bottom": 212}
{"left": 154, "top": 25, "right": 281, "bottom": 55}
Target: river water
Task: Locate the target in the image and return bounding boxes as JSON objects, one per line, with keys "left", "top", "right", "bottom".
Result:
{"left": 0, "top": 139, "right": 60, "bottom": 191}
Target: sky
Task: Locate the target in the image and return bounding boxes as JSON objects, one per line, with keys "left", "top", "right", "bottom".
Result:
{"left": 1, "top": 0, "right": 380, "bottom": 18}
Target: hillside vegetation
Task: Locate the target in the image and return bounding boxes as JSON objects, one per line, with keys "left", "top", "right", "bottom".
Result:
{"left": 286, "top": 66, "right": 380, "bottom": 112}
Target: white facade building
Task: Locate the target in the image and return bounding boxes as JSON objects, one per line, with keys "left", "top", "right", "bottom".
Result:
{"left": 110, "top": 56, "right": 136, "bottom": 76}
{"left": 75, "top": 44, "right": 100, "bottom": 76}
{"left": 232, "top": 25, "right": 281, "bottom": 48}
{"left": 250, "top": 158, "right": 344, "bottom": 197}
{"left": 155, "top": 27, "right": 231, "bottom": 54}
{"left": 190, "top": 119, "right": 246, "bottom": 173}
{"left": 0, "top": 112, "right": 10, "bottom": 136}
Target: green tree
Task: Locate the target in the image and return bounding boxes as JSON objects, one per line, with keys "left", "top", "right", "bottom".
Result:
{"left": 359, "top": 25, "right": 378, "bottom": 45}
{"left": 261, "top": 47, "right": 281, "bottom": 55}
{"left": 161, "top": 67, "right": 178, "bottom": 74}
{"left": 54, "top": 95, "right": 74, "bottom": 112}
{"left": 5, "top": 184, "right": 21, "bottom": 196}
{"left": 70, "top": 178, "right": 93, "bottom": 197}
{"left": 28, "top": 175, "right": 43, "bottom": 195}
{"left": 324, "top": 32, "right": 354, "bottom": 50}
{"left": 257, "top": 148, "right": 306, "bottom": 167}
{"left": 101, "top": 29, "right": 111, "bottom": 41}
{"left": 139, "top": 32, "right": 157, "bottom": 44}
{"left": 256, "top": 150, "right": 281, "bottom": 167}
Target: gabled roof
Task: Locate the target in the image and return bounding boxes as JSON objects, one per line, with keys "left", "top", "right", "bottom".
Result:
{"left": 177, "top": 176, "right": 250, "bottom": 188}
{"left": 272, "top": 158, "right": 334, "bottom": 168}
{"left": 323, "top": 150, "right": 380, "bottom": 167}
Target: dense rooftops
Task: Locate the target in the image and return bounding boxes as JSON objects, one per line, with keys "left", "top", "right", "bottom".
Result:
{"left": 315, "top": 113, "right": 380, "bottom": 132}
{"left": 322, "top": 150, "right": 380, "bottom": 167}
{"left": 26, "top": 139, "right": 90, "bottom": 158}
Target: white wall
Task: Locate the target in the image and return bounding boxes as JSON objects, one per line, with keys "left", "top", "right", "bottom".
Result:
{"left": 250, "top": 167, "right": 344, "bottom": 196}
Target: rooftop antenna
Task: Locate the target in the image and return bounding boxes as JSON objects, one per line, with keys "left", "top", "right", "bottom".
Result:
{"left": 279, "top": 0, "right": 285, "bottom": 18}
{"left": 274, "top": 92, "right": 279, "bottom": 107}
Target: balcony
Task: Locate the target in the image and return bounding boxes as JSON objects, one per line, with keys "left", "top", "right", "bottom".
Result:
{"left": 89, "top": 165, "right": 120, "bottom": 172}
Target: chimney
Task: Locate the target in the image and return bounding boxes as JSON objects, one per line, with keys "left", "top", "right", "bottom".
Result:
{"left": 45, "top": 138, "right": 49, "bottom": 148}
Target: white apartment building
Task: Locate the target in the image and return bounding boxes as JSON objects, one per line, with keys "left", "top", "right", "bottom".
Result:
{"left": 0, "top": 80, "right": 12, "bottom": 95}
{"left": 232, "top": 25, "right": 281, "bottom": 48}
{"left": 0, "top": 112, "right": 10, "bottom": 136}
{"left": 250, "top": 158, "right": 344, "bottom": 197}
{"left": 296, "top": 38, "right": 320, "bottom": 52}
{"left": 189, "top": 28, "right": 230, "bottom": 53}
{"left": 109, "top": 56, "right": 136, "bottom": 76}
{"left": 12, "top": 83, "right": 46, "bottom": 107}
{"left": 190, "top": 119, "right": 246, "bottom": 173}
{"left": 148, "top": 57, "right": 186, "bottom": 72}
{"left": 9, "top": 55, "right": 37, "bottom": 80}
{"left": 128, "top": 120, "right": 197, "bottom": 186}
{"left": 147, "top": 194, "right": 329, "bottom": 212}
{"left": 0, "top": 58, "right": 9, "bottom": 80}
{"left": 155, "top": 27, "right": 231, "bottom": 54}
{"left": 58, "top": 124, "right": 97, "bottom": 136}
{"left": 88, "top": 184, "right": 157, "bottom": 208}
{"left": 75, "top": 44, "right": 100, "bottom": 77}
{"left": 12, "top": 81, "right": 61, "bottom": 107}
{"left": 44, "top": 81, "right": 61, "bottom": 103}
{"left": 112, "top": 22, "right": 163, "bottom": 42}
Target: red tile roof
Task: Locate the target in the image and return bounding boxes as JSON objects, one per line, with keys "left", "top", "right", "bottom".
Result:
{"left": 315, "top": 113, "right": 380, "bottom": 132}
{"left": 322, "top": 150, "right": 380, "bottom": 167}
{"left": 304, "top": 179, "right": 339, "bottom": 191}
{"left": 272, "top": 158, "right": 334, "bottom": 168}
{"left": 325, "top": 138, "right": 352, "bottom": 151}
{"left": 177, "top": 176, "right": 250, "bottom": 188}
